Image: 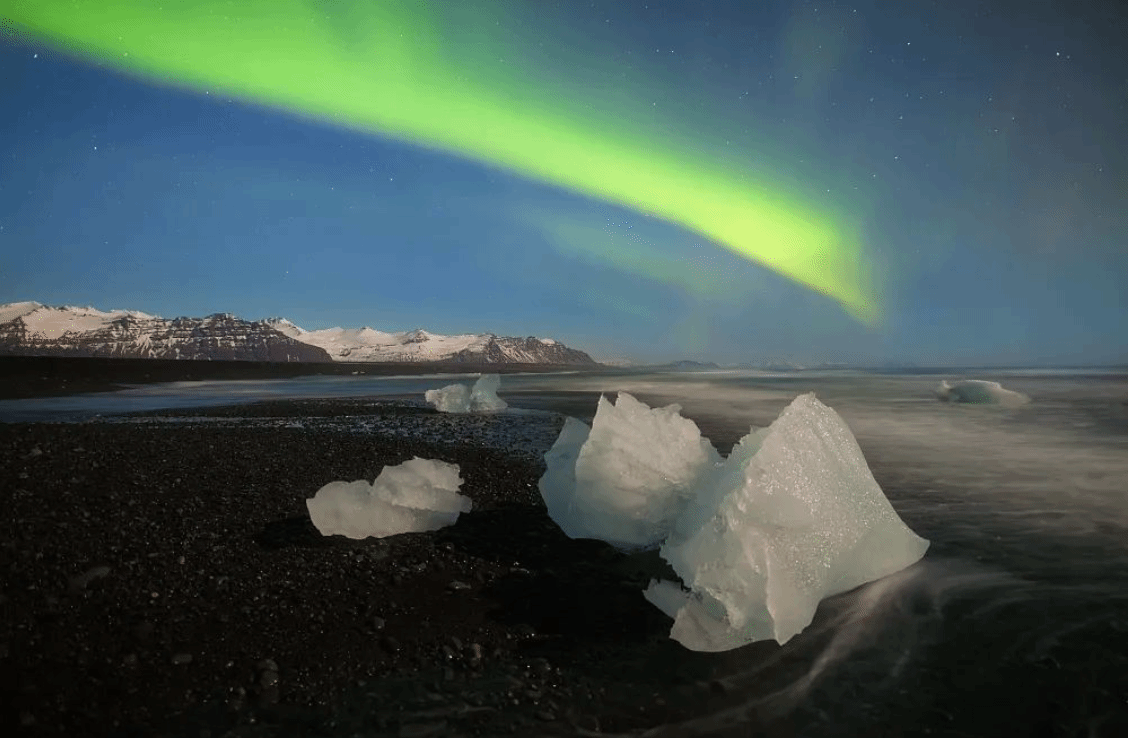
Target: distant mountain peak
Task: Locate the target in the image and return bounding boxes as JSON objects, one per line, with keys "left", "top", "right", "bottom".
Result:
{"left": 0, "top": 301, "right": 598, "bottom": 366}
{"left": 0, "top": 302, "right": 328, "bottom": 362}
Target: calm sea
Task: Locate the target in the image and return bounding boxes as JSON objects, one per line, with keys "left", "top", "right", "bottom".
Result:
{"left": 4, "top": 368, "right": 1127, "bottom": 735}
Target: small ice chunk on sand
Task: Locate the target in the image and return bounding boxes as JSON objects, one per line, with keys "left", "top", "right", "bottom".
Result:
{"left": 468, "top": 373, "right": 507, "bottom": 412}
{"left": 658, "top": 393, "right": 929, "bottom": 649}
{"left": 425, "top": 382, "right": 472, "bottom": 413}
{"left": 539, "top": 392, "right": 721, "bottom": 550}
{"left": 935, "top": 379, "right": 1029, "bottom": 406}
{"left": 307, "top": 457, "right": 470, "bottom": 539}
{"left": 425, "top": 374, "right": 508, "bottom": 413}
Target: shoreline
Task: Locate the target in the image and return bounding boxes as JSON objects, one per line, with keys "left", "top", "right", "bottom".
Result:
{"left": 0, "top": 356, "right": 607, "bottom": 401}
{"left": 0, "top": 399, "right": 775, "bottom": 738}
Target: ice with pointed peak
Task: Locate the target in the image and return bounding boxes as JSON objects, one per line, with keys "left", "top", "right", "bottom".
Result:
{"left": 935, "top": 379, "right": 1029, "bottom": 406}
{"left": 468, "top": 373, "right": 508, "bottom": 412}
{"left": 425, "top": 374, "right": 508, "bottom": 413}
{"left": 306, "top": 457, "right": 470, "bottom": 539}
{"left": 539, "top": 392, "right": 721, "bottom": 550}
{"left": 654, "top": 393, "right": 929, "bottom": 649}
{"left": 538, "top": 391, "right": 929, "bottom": 651}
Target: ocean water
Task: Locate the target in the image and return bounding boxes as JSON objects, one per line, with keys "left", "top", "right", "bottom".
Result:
{"left": 4, "top": 368, "right": 1127, "bottom": 735}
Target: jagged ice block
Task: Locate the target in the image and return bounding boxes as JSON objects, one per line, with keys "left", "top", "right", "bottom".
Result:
{"left": 539, "top": 391, "right": 929, "bottom": 650}
{"left": 307, "top": 457, "right": 471, "bottom": 539}
{"left": 539, "top": 392, "right": 721, "bottom": 550}
{"left": 425, "top": 373, "right": 508, "bottom": 413}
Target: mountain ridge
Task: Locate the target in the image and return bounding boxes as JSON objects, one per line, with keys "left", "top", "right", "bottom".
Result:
{"left": 0, "top": 302, "right": 597, "bottom": 365}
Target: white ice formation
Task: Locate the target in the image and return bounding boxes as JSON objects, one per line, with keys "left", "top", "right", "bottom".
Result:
{"left": 935, "top": 379, "right": 1029, "bottom": 406}
{"left": 539, "top": 393, "right": 721, "bottom": 550}
{"left": 307, "top": 457, "right": 471, "bottom": 539}
{"left": 425, "top": 374, "right": 508, "bottom": 413}
{"left": 539, "top": 392, "right": 930, "bottom": 650}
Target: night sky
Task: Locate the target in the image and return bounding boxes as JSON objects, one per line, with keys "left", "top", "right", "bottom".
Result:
{"left": 2, "top": 0, "right": 1125, "bottom": 366}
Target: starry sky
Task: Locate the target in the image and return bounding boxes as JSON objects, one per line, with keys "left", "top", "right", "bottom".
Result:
{"left": 2, "top": 0, "right": 1125, "bottom": 366}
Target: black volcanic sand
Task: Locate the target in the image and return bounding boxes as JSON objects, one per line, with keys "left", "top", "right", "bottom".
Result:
{"left": 0, "top": 399, "right": 812, "bottom": 738}
{"left": 0, "top": 356, "right": 601, "bottom": 400}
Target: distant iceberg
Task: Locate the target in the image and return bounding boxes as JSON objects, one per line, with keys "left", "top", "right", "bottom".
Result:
{"left": 425, "top": 374, "right": 508, "bottom": 413}
{"left": 539, "top": 392, "right": 929, "bottom": 650}
{"left": 307, "top": 457, "right": 470, "bottom": 539}
{"left": 935, "top": 379, "right": 1029, "bottom": 407}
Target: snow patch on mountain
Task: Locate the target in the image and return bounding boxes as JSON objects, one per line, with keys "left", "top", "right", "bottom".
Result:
{"left": 264, "top": 317, "right": 586, "bottom": 364}
{"left": 0, "top": 301, "right": 44, "bottom": 325}
{"left": 14, "top": 304, "right": 157, "bottom": 339}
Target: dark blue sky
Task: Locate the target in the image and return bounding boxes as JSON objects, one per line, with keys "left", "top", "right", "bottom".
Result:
{"left": 2, "top": 0, "right": 1125, "bottom": 365}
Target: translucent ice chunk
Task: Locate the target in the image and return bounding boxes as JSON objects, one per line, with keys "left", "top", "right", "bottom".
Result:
{"left": 539, "top": 392, "right": 721, "bottom": 550}
{"left": 468, "top": 373, "right": 508, "bottom": 412}
{"left": 425, "top": 374, "right": 508, "bottom": 413}
{"left": 424, "top": 382, "right": 472, "bottom": 413}
{"left": 659, "top": 393, "right": 929, "bottom": 648}
{"left": 935, "top": 379, "right": 1029, "bottom": 406}
{"left": 307, "top": 457, "right": 470, "bottom": 539}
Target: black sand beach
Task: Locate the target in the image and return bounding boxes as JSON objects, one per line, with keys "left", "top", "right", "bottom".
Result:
{"left": 8, "top": 394, "right": 1127, "bottom": 738}
{"left": 0, "top": 398, "right": 789, "bottom": 738}
{"left": 0, "top": 356, "right": 600, "bottom": 400}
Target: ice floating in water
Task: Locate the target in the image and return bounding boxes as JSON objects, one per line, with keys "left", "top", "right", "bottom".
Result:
{"left": 307, "top": 457, "right": 470, "bottom": 539}
{"left": 425, "top": 374, "right": 508, "bottom": 413}
{"left": 935, "top": 379, "right": 1029, "bottom": 406}
{"left": 539, "top": 393, "right": 720, "bottom": 549}
{"left": 539, "top": 392, "right": 929, "bottom": 650}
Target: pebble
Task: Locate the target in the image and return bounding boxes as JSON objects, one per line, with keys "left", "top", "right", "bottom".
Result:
{"left": 227, "top": 686, "right": 246, "bottom": 711}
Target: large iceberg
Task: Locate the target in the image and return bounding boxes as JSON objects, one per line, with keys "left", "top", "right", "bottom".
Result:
{"left": 539, "top": 392, "right": 929, "bottom": 650}
{"left": 307, "top": 457, "right": 471, "bottom": 539}
{"left": 539, "top": 393, "right": 721, "bottom": 550}
{"left": 654, "top": 394, "right": 930, "bottom": 649}
{"left": 425, "top": 374, "right": 508, "bottom": 413}
{"left": 935, "top": 379, "right": 1029, "bottom": 407}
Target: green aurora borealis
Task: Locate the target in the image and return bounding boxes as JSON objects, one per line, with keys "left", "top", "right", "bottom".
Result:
{"left": 8, "top": 0, "right": 878, "bottom": 323}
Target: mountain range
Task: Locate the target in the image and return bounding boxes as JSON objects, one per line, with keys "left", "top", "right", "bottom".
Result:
{"left": 0, "top": 302, "right": 597, "bottom": 365}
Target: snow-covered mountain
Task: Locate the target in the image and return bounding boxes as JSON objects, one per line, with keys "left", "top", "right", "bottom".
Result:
{"left": 0, "top": 303, "right": 331, "bottom": 362}
{"left": 0, "top": 302, "right": 597, "bottom": 365}
{"left": 262, "top": 318, "right": 595, "bottom": 364}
